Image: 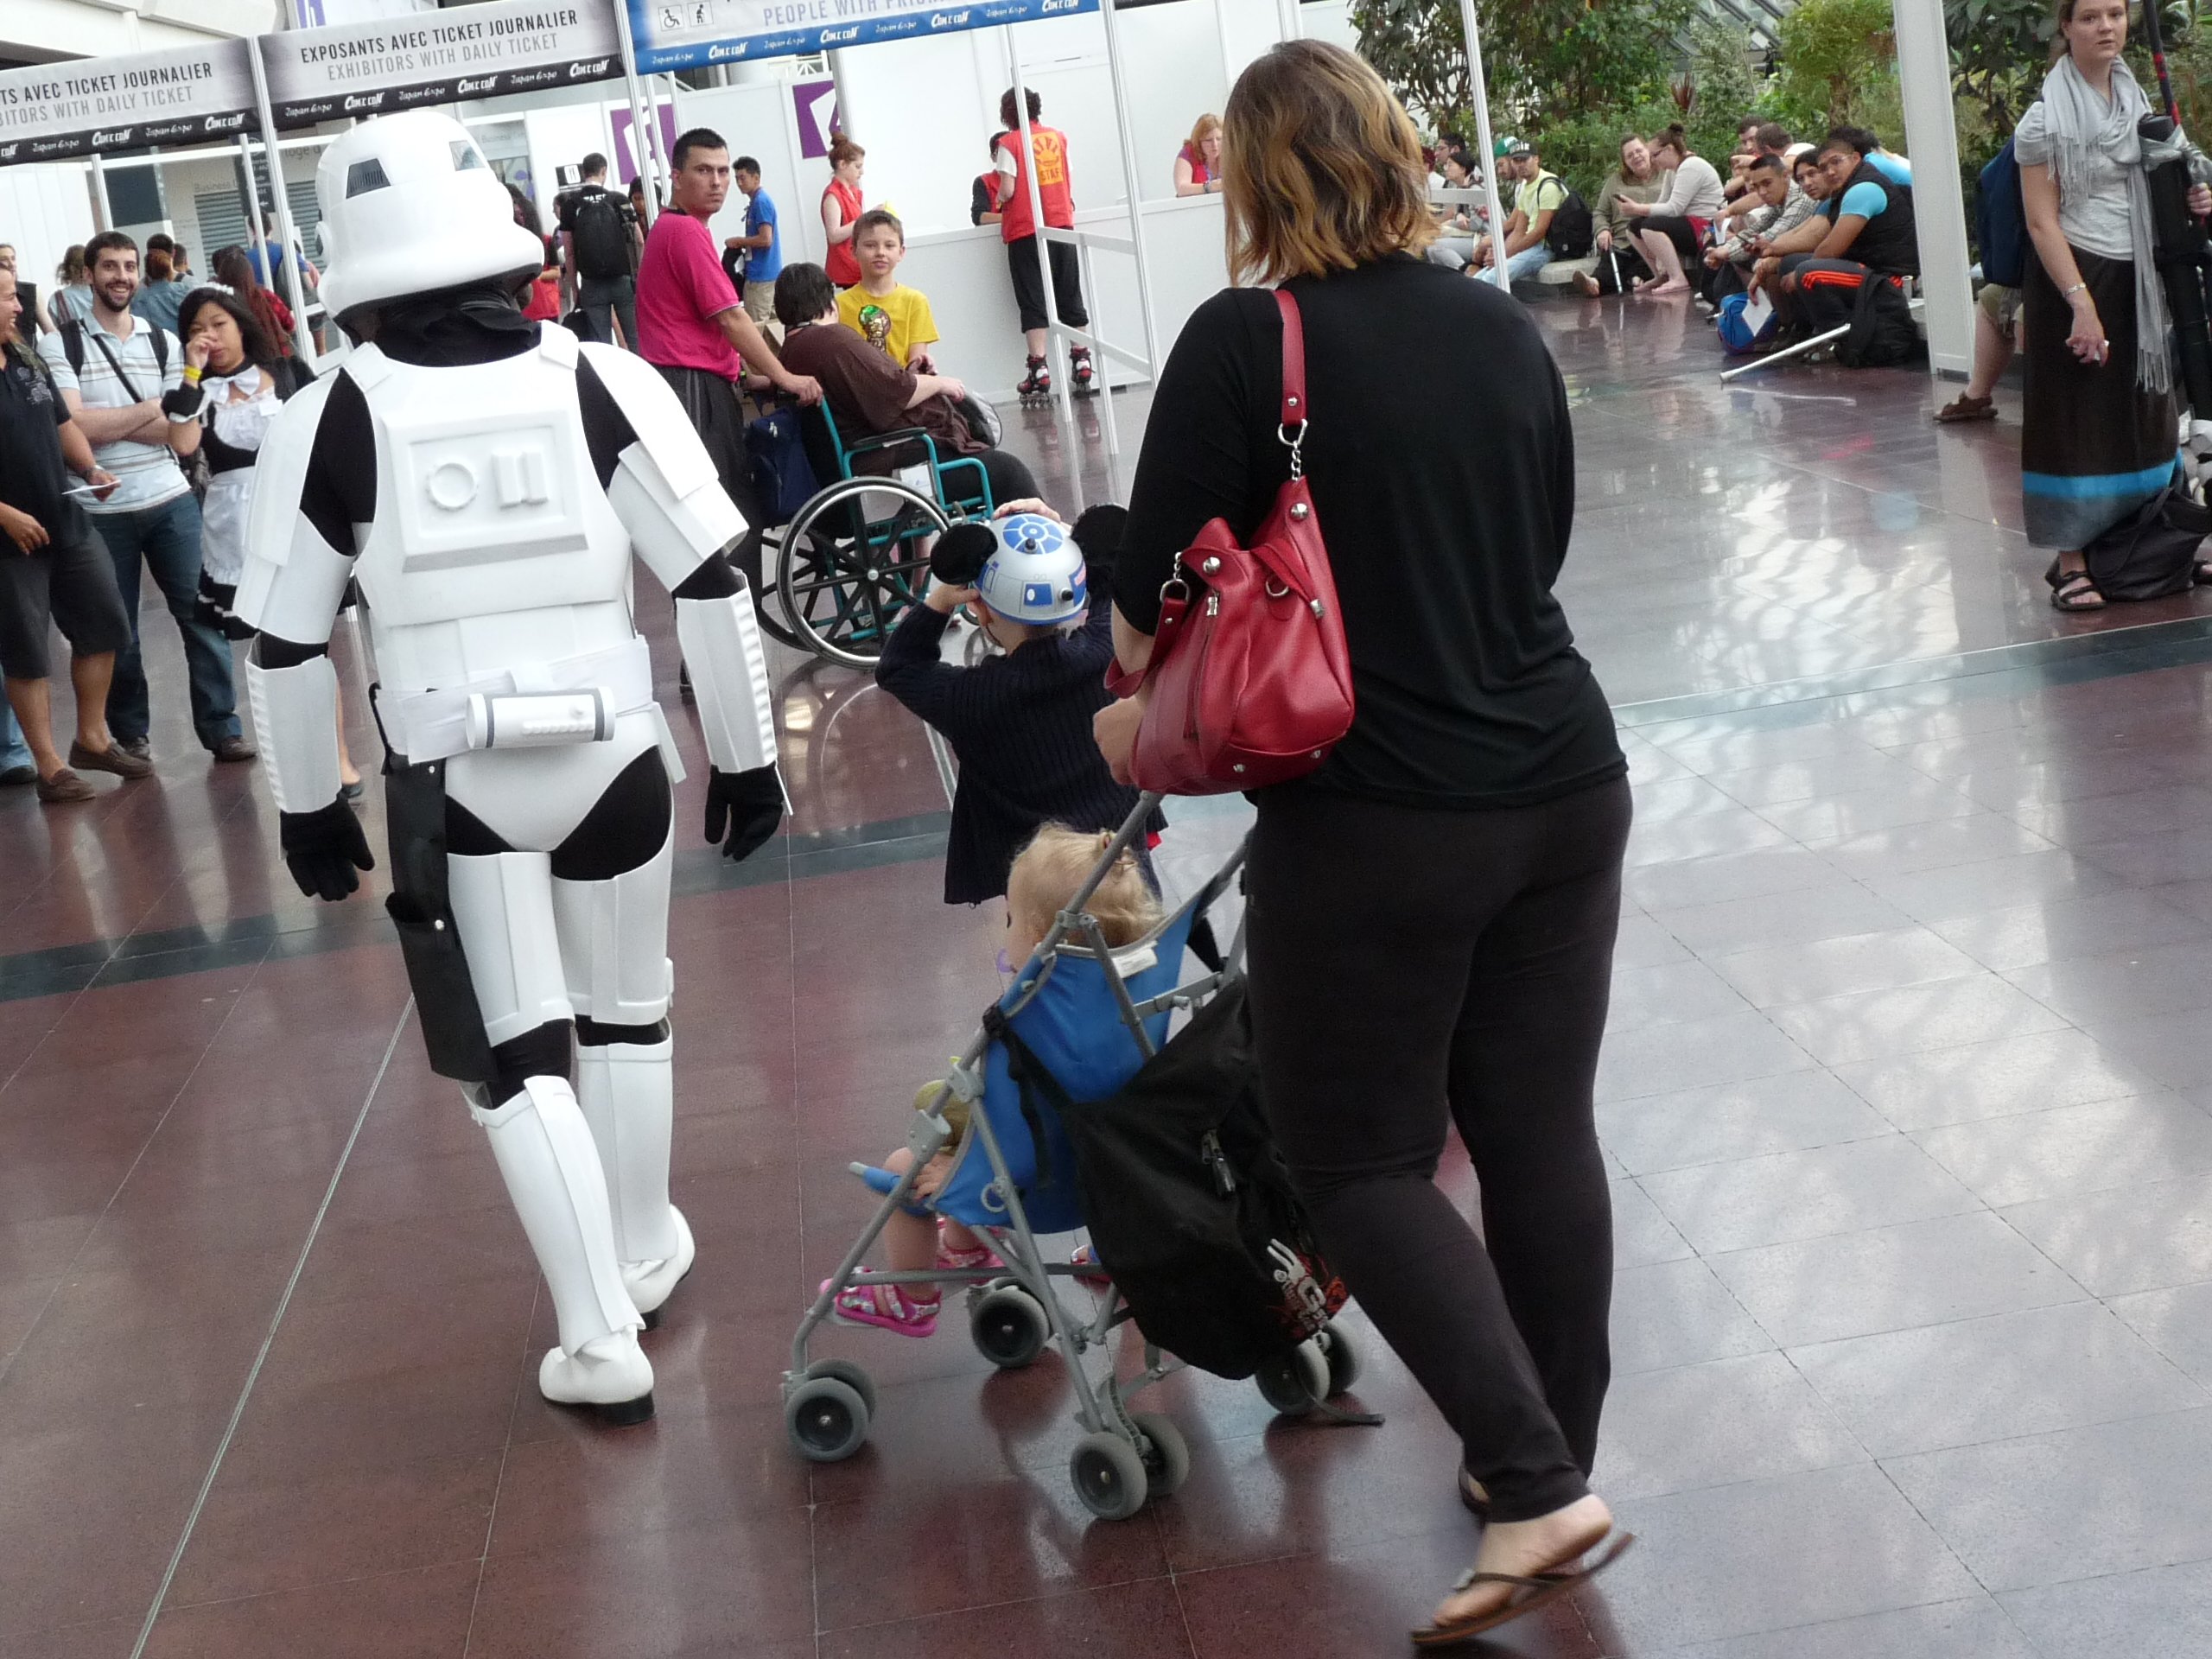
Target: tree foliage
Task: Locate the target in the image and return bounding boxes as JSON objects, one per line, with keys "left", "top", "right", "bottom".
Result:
{"left": 1945, "top": 0, "right": 2050, "bottom": 133}
{"left": 1351, "top": 0, "right": 1694, "bottom": 139}
{"left": 1773, "top": 0, "right": 1897, "bottom": 128}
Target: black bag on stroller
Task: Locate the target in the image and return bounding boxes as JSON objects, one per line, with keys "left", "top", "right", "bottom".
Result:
{"left": 996, "top": 981, "right": 1346, "bottom": 1380}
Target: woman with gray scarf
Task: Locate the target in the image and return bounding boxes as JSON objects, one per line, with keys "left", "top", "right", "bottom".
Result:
{"left": 2018, "top": 0, "right": 2212, "bottom": 607}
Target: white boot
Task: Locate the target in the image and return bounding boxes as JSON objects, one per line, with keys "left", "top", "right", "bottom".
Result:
{"left": 576, "top": 1035, "right": 696, "bottom": 1325}
{"left": 474, "top": 1077, "right": 655, "bottom": 1424}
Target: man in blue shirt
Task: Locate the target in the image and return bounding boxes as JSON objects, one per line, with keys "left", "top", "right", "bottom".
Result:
{"left": 1776, "top": 133, "right": 1919, "bottom": 343}
{"left": 726, "top": 157, "right": 783, "bottom": 335}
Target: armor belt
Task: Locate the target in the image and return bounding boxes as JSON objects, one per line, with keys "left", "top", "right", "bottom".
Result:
{"left": 390, "top": 638, "right": 655, "bottom": 765}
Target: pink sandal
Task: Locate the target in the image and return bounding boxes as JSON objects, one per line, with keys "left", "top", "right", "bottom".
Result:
{"left": 936, "top": 1224, "right": 1003, "bottom": 1274}
{"left": 827, "top": 1279, "right": 940, "bottom": 1338}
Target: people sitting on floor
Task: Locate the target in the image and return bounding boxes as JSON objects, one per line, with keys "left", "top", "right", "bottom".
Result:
{"left": 773, "top": 261, "right": 1037, "bottom": 506}
{"left": 1426, "top": 148, "right": 1488, "bottom": 271}
{"left": 1577, "top": 134, "right": 1672, "bottom": 296}
{"left": 1827, "top": 124, "right": 1913, "bottom": 188}
{"left": 1465, "top": 140, "right": 1565, "bottom": 286}
{"left": 1774, "top": 130, "right": 1921, "bottom": 337}
{"left": 1747, "top": 151, "right": 1838, "bottom": 295}
{"left": 1617, "top": 125, "right": 1727, "bottom": 296}
{"left": 1704, "top": 154, "right": 1818, "bottom": 302}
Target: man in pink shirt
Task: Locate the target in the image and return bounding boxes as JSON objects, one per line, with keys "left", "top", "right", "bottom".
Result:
{"left": 639, "top": 126, "right": 819, "bottom": 592}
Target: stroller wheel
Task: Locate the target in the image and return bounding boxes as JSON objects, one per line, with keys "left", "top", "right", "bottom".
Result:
{"left": 803, "top": 1357, "right": 879, "bottom": 1418}
{"left": 1319, "top": 1324, "right": 1363, "bottom": 1395}
{"left": 1070, "top": 1430, "right": 1150, "bottom": 1520}
{"left": 1131, "top": 1413, "right": 1190, "bottom": 1499}
{"left": 970, "top": 1284, "right": 1050, "bottom": 1370}
{"left": 1254, "top": 1338, "right": 1332, "bottom": 1418}
{"left": 785, "top": 1376, "right": 870, "bottom": 1462}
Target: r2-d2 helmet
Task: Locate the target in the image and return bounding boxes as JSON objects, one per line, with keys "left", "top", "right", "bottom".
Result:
{"left": 976, "top": 512, "right": 1088, "bottom": 625}
{"left": 314, "top": 110, "right": 546, "bottom": 321}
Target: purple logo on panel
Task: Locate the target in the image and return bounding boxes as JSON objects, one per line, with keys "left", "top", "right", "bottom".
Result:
{"left": 792, "top": 80, "right": 840, "bottom": 160}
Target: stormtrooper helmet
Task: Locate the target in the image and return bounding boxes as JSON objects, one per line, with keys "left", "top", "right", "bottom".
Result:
{"left": 314, "top": 110, "right": 546, "bottom": 321}
{"left": 975, "top": 512, "right": 1087, "bottom": 626}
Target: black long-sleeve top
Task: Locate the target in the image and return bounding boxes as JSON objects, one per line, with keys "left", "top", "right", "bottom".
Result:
{"left": 877, "top": 598, "right": 1148, "bottom": 905}
{"left": 1116, "top": 256, "right": 1624, "bottom": 810}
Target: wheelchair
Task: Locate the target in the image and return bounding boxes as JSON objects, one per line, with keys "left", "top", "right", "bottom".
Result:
{"left": 754, "top": 397, "right": 996, "bottom": 669}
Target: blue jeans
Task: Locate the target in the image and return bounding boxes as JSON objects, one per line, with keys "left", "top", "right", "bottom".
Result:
{"left": 1504, "top": 244, "right": 1554, "bottom": 284}
{"left": 90, "top": 493, "right": 241, "bottom": 750}
{"left": 1, "top": 706, "right": 29, "bottom": 773}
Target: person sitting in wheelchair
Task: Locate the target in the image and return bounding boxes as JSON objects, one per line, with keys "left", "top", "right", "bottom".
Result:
{"left": 774, "top": 261, "right": 1034, "bottom": 505}
{"left": 876, "top": 500, "right": 1152, "bottom": 906}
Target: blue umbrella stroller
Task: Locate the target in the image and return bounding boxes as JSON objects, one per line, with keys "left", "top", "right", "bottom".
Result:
{"left": 783, "top": 795, "right": 1365, "bottom": 1519}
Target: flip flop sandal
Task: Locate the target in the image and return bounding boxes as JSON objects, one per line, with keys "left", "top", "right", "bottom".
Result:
{"left": 1409, "top": 1531, "right": 1637, "bottom": 1649}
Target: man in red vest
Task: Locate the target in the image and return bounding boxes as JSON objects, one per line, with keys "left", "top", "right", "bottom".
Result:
{"left": 994, "top": 87, "right": 1093, "bottom": 400}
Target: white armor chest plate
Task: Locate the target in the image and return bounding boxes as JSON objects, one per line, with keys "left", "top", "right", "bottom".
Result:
{"left": 348, "top": 340, "right": 631, "bottom": 631}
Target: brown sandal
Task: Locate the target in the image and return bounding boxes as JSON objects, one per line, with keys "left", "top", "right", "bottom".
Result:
{"left": 1936, "top": 392, "right": 1997, "bottom": 423}
{"left": 1411, "top": 1531, "right": 1637, "bottom": 1648}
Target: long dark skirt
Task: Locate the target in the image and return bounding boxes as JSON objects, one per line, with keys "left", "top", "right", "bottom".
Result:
{"left": 2022, "top": 245, "right": 2178, "bottom": 550}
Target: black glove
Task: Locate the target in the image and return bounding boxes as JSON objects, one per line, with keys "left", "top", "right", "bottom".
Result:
{"left": 704, "top": 763, "right": 785, "bottom": 861}
{"left": 278, "top": 795, "right": 375, "bottom": 900}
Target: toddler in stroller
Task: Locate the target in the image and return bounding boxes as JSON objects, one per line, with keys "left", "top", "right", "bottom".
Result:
{"left": 825, "top": 824, "right": 1160, "bottom": 1337}
{"left": 785, "top": 797, "right": 1367, "bottom": 1519}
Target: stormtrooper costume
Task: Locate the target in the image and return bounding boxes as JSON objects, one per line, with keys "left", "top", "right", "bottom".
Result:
{"left": 237, "top": 111, "right": 785, "bottom": 1425}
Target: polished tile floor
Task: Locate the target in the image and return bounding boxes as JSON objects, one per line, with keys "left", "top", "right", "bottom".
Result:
{"left": 6, "top": 302, "right": 2212, "bottom": 1656}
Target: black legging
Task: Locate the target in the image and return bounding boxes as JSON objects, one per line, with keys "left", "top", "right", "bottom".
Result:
{"left": 1245, "top": 775, "right": 1631, "bottom": 1522}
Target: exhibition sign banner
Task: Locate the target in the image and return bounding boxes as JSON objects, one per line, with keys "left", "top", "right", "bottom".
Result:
{"left": 628, "top": 0, "right": 1099, "bottom": 73}
{"left": 0, "top": 40, "right": 257, "bottom": 164}
{"left": 261, "top": 0, "right": 624, "bottom": 130}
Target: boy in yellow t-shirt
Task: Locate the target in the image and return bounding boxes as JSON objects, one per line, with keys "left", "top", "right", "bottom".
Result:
{"left": 836, "top": 208, "right": 943, "bottom": 371}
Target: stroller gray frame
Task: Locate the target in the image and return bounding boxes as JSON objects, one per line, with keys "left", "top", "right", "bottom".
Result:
{"left": 780, "top": 792, "right": 1364, "bottom": 1520}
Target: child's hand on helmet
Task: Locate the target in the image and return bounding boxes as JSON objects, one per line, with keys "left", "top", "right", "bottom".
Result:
{"left": 993, "top": 498, "right": 1063, "bottom": 524}
{"left": 926, "top": 581, "right": 979, "bottom": 614}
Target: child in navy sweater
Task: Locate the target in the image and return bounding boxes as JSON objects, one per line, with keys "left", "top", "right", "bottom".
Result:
{"left": 876, "top": 501, "right": 1150, "bottom": 905}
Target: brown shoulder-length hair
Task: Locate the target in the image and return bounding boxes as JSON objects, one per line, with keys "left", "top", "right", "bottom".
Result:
{"left": 1222, "top": 40, "right": 1434, "bottom": 284}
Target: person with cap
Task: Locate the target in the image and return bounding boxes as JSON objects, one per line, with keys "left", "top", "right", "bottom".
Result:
{"left": 874, "top": 501, "right": 1149, "bottom": 906}
{"left": 233, "top": 107, "right": 789, "bottom": 1428}
{"left": 1471, "top": 140, "right": 1567, "bottom": 287}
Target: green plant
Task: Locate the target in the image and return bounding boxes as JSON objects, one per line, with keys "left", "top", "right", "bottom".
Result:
{"left": 1774, "top": 0, "right": 1897, "bottom": 127}
{"left": 1946, "top": 0, "right": 2050, "bottom": 133}
{"left": 1351, "top": 0, "right": 1694, "bottom": 137}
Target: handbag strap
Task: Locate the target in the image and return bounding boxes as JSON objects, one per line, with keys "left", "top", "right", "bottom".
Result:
{"left": 1274, "top": 288, "right": 1308, "bottom": 478}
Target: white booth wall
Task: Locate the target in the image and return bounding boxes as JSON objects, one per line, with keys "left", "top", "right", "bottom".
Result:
{"left": 0, "top": 165, "right": 98, "bottom": 302}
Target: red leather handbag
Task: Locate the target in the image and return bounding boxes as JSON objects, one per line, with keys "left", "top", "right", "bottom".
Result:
{"left": 1108, "top": 289, "right": 1355, "bottom": 795}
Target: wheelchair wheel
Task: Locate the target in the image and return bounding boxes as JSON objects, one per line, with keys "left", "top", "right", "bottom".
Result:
{"left": 778, "top": 477, "right": 950, "bottom": 668}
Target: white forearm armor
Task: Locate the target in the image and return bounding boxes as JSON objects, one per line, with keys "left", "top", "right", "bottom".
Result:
{"left": 675, "top": 588, "right": 777, "bottom": 772}
{"left": 245, "top": 653, "right": 344, "bottom": 813}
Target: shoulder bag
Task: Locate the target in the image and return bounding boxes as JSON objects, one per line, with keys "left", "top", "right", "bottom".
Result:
{"left": 1106, "top": 289, "right": 1354, "bottom": 794}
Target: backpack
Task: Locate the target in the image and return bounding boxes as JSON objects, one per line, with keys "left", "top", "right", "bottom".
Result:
{"left": 59, "top": 315, "right": 168, "bottom": 384}
{"left": 2082, "top": 480, "right": 2211, "bottom": 601}
{"left": 569, "top": 187, "right": 632, "bottom": 282}
{"left": 1716, "top": 290, "right": 1779, "bottom": 354}
{"left": 996, "top": 982, "right": 1349, "bottom": 1381}
{"left": 1977, "top": 139, "right": 2025, "bottom": 289}
{"left": 1546, "top": 189, "right": 1596, "bottom": 258}
{"left": 1835, "top": 275, "right": 1923, "bottom": 368}
{"left": 746, "top": 405, "right": 821, "bottom": 526}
